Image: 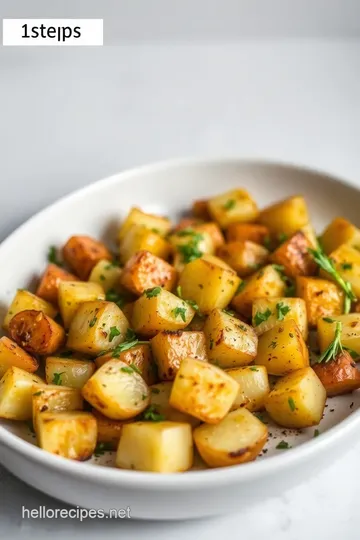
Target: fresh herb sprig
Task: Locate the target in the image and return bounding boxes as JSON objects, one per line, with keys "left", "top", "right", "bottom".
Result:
{"left": 317, "top": 321, "right": 343, "bottom": 363}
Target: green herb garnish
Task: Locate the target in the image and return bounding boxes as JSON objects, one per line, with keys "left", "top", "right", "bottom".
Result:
{"left": 144, "top": 286, "right": 162, "bottom": 298}
{"left": 236, "top": 281, "right": 246, "bottom": 295}
{"left": 341, "top": 262, "right": 353, "bottom": 270}
{"left": 276, "top": 302, "right": 291, "bottom": 321}
{"left": 94, "top": 442, "right": 114, "bottom": 457}
{"left": 52, "top": 372, "right": 64, "bottom": 385}
{"left": 269, "top": 341, "right": 277, "bottom": 349}
{"left": 250, "top": 366, "right": 259, "bottom": 371}
{"left": 223, "top": 308, "right": 236, "bottom": 317}
{"left": 223, "top": 199, "right": 236, "bottom": 210}
{"left": 172, "top": 306, "right": 187, "bottom": 322}
{"left": 151, "top": 387, "right": 160, "bottom": 394}
{"left": 129, "top": 363, "right": 142, "bottom": 375}
{"left": 33, "top": 391, "right": 43, "bottom": 396}
{"left": 141, "top": 405, "right": 165, "bottom": 422}
{"left": 263, "top": 236, "right": 272, "bottom": 250}
{"left": 48, "top": 246, "right": 63, "bottom": 266}
{"left": 106, "top": 289, "right": 126, "bottom": 308}
{"left": 314, "top": 429, "right": 320, "bottom": 438}
{"left": 253, "top": 308, "right": 272, "bottom": 327}
{"left": 276, "top": 440, "right": 291, "bottom": 450}
{"left": 288, "top": 397, "right": 296, "bottom": 411}
{"left": 89, "top": 316, "right": 97, "bottom": 328}
{"left": 323, "top": 317, "right": 335, "bottom": 323}
{"left": 109, "top": 326, "right": 121, "bottom": 342}
{"left": 121, "top": 366, "right": 134, "bottom": 374}
{"left": 317, "top": 321, "right": 343, "bottom": 363}
{"left": 278, "top": 232, "right": 288, "bottom": 244}
{"left": 58, "top": 350, "right": 73, "bottom": 358}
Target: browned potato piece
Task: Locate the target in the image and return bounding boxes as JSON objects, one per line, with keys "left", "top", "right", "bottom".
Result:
{"left": 320, "top": 244, "right": 360, "bottom": 298}
{"left": 119, "top": 225, "right": 172, "bottom": 264}
{"left": 0, "top": 367, "right": 44, "bottom": 420}
{"left": 58, "top": 281, "right": 105, "bottom": 329}
{"left": 92, "top": 408, "right": 125, "bottom": 448}
{"left": 36, "top": 411, "right": 97, "bottom": 460}
{"left": 312, "top": 351, "right": 360, "bottom": 396}
{"left": 204, "top": 309, "right": 257, "bottom": 368}
{"left": 36, "top": 264, "right": 79, "bottom": 305}
{"left": 195, "top": 222, "right": 225, "bottom": 249}
{"left": 296, "top": 276, "right": 344, "bottom": 328}
{"left": 120, "top": 250, "right": 177, "bottom": 296}
{"left": 259, "top": 195, "right": 309, "bottom": 237}
{"left": 252, "top": 297, "right": 308, "bottom": 340}
{"left": 208, "top": 189, "right": 259, "bottom": 228}
{"left": 9, "top": 310, "right": 65, "bottom": 355}
{"left": 32, "top": 384, "right": 83, "bottom": 433}
{"left": 320, "top": 217, "right": 360, "bottom": 254}
{"left": 149, "top": 381, "right": 200, "bottom": 427}
{"left": 150, "top": 330, "right": 207, "bottom": 380}
{"left": 62, "top": 235, "right": 112, "bottom": 279}
{"left": 193, "top": 408, "right": 268, "bottom": 468}
{"left": 95, "top": 344, "right": 157, "bottom": 386}
{"left": 0, "top": 336, "right": 38, "bottom": 378}
{"left": 217, "top": 241, "right": 269, "bottom": 277}
{"left": 226, "top": 223, "right": 270, "bottom": 246}
{"left": 45, "top": 357, "right": 96, "bottom": 388}
{"left": 231, "top": 265, "right": 286, "bottom": 318}
{"left": 169, "top": 358, "right": 239, "bottom": 423}
{"left": 3, "top": 289, "right": 57, "bottom": 330}
{"left": 192, "top": 199, "right": 211, "bottom": 220}
{"left": 271, "top": 231, "right": 317, "bottom": 278}
{"left": 317, "top": 314, "right": 360, "bottom": 356}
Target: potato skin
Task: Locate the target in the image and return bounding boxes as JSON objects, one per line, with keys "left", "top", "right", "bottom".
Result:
{"left": 36, "top": 264, "right": 79, "bottom": 305}
{"left": 193, "top": 408, "right": 268, "bottom": 468}
{"left": 0, "top": 336, "right": 38, "bottom": 378}
{"left": 120, "top": 250, "right": 177, "bottom": 296}
{"left": 45, "top": 357, "right": 96, "bottom": 388}
{"left": 9, "top": 310, "right": 65, "bottom": 355}
{"left": 271, "top": 231, "right": 317, "bottom": 278}
{"left": 226, "top": 223, "right": 270, "bottom": 245}
{"left": 312, "top": 351, "right": 360, "bottom": 396}
{"left": 320, "top": 217, "right": 360, "bottom": 254}
{"left": 95, "top": 344, "right": 158, "bottom": 386}
{"left": 259, "top": 195, "right": 309, "bottom": 237}
{"left": 0, "top": 367, "right": 44, "bottom": 421}
{"left": 62, "top": 235, "right": 112, "bottom": 279}
{"left": 150, "top": 330, "right": 207, "bottom": 380}
{"left": 3, "top": 289, "right": 57, "bottom": 330}
{"left": 296, "top": 276, "right": 343, "bottom": 328}
{"left": 216, "top": 241, "right": 269, "bottom": 277}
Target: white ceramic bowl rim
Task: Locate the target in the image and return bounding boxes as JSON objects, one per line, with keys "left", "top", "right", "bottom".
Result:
{"left": 0, "top": 157, "right": 359, "bottom": 489}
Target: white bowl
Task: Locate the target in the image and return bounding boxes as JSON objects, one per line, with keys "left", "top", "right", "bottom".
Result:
{"left": 0, "top": 158, "right": 360, "bottom": 520}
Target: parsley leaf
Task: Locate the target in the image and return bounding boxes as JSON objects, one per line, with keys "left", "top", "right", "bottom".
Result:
{"left": 176, "top": 229, "right": 204, "bottom": 264}
{"left": 323, "top": 317, "right": 335, "bottom": 323}
{"left": 129, "top": 363, "right": 142, "bottom": 376}
{"left": 341, "top": 262, "right": 353, "bottom": 270}
{"left": 277, "top": 232, "right": 288, "bottom": 244}
{"left": 253, "top": 308, "right": 272, "bottom": 327}
{"left": 121, "top": 366, "right": 134, "bottom": 374}
{"left": 106, "top": 289, "right": 126, "bottom": 308}
{"left": 52, "top": 372, "right": 64, "bottom": 385}
{"left": 314, "top": 429, "right": 320, "bottom": 438}
{"left": 276, "top": 302, "right": 291, "bottom": 321}
{"left": 236, "top": 281, "right": 246, "bottom": 295}
{"left": 109, "top": 326, "right": 121, "bottom": 342}
{"left": 94, "top": 442, "right": 114, "bottom": 457}
{"left": 144, "top": 286, "right": 162, "bottom": 298}
{"left": 125, "top": 328, "right": 137, "bottom": 341}
{"left": 48, "top": 246, "right": 63, "bottom": 267}
{"left": 250, "top": 366, "right": 259, "bottom": 371}
{"left": 223, "top": 199, "right": 236, "bottom": 210}
{"left": 276, "top": 440, "right": 291, "bottom": 450}
{"left": 172, "top": 306, "right": 187, "bottom": 322}
{"left": 89, "top": 316, "right": 97, "bottom": 328}
{"left": 141, "top": 405, "right": 165, "bottom": 422}
{"left": 288, "top": 397, "right": 296, "bottom": 411}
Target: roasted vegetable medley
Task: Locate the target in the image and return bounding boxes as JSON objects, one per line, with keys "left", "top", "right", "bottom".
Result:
{"left": 1, "top": 189, "right": 360, "bottom": 472}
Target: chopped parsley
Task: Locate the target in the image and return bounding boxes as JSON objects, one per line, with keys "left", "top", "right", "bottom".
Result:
{"left": 209, "top": 339, "right": 214, "bottom": 350}
{"left": 269, "top": 340, "right": 277, "bottom": 349}
{"left": 111, "top": 339, "right": 148, "bottom": 357}
{"left": 176, "top": 229, "right": 204, "bottom": 263}
{"left": 263, "top": 236, "right": 272, "bottom": 250}
{"left": 172, "top": 306, "right": 187, "bottom": 322}
{"left": 120, "top": 366, "right": 134, "bottom": 374}
{"left": 58, "top": 350, "right": 73, "bottom": 358}
{"left": 99, "top": 274, "right": 106, "bottom": 281}
{"left": 141, "top": 405, "right": 165, "bottom": 422}
{"left": 223, "top": 308, "right": 236, "bottom": 317}
{"left": 317, "top": 321, "right": 343, "bottom": 363}
{"left": 176, "top": 285, "right": 202, "bottom": 314}
{"left": 125, "top": 328, "right": 137, "bottom": 341}
{"left": 89, "top": 315, "right": 97, "bottom": 328}
{"left": 236, "top": 281, "right": 246, "bottom": 294}
{"left": 47, "top": 246, "right": 63, "bottom": 267}
{"left": 250, "top": 366, "right": 259, "bottom": 371}
{"left": 341, "top": 262, "right": 353, "bottom": 270}
{"left": 288, "top": 397, "right": 296, "bottom": 411}
{"left": 129, "top": 363, "right": 142, "bottom": 376}
{"left": 314, "top": 429, "right": 320, "bottom": 438}
{"left": 33, "top": 391, "right": 43, "bottom": 396}
{"left": 151, "top": 387, "right": 160, "bottom": 394}
{"left": 276, "top": 440, "right": 291, "bottom": 450}
{"left": 109, "top": 326, "right": 121, "bottom": 342}
{"left": 253, "top": 308, "right": 272, "bottom": 327}
{"left": 105, "top": 289, "right": 126, "bottom": 308}
{"left": 323, "top": 317, "right": 335, "bottom": 323}
{"left": 52, "top": 372, "right": 64, "bottom": 385}
{"left": 223, "top": 199, "right": 236, "bottom": 211}
{"left": 276, "top": 302, "right": 291, "bottom": 321}
{"left": 277, "top": 232, "right": 288, "bottom": 244}
{"left": 94, "top": 442, "right": 114, "bottom": 457}
{"left": 144, "top": 286, "right": 162, "bottom": 298}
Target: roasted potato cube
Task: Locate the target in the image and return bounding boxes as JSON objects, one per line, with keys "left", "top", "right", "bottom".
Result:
{"left": 36, "top": 264, "right": 79, "bottom": 305}
{"left": 169, "top": 357, "right": 239, "bottom": 423}
{"left": 252, "top": 297, "right": 308, "bottom": 339}
{"left": 231, "top": 265, "right": 286, "bottom": 318}
{"left": 0, "top": 367, "right": 44, "bottom": 420}
{"left": 9, "top": 310, "right": 65, "bottom": 355}
{"left": 195, "top": 222, "right": 225, "bottom": 250}
{"left": 204, "top": 309, "right": 257, "bottom": 368}
{"left": 36, "top": 411, "right": 97, "bottom": 460}
{"left": 116, "top": 421, "right": 193, "bottom": 473}
{"left": 67, "top": 300, "right": 129, "bottom": 355}
{"left": 149, "top": 381, "right": 200, "bottom": 427}
{"left": 226, "top": 223, "right": 270, "bottom": 246}
{"left": 132, "top": 288, "right": 195, "bottom": 337}
{"left": 216, "top": 241, "right": 269, "bottom": 277}
{"left": 192, "top": 199, "right": 211, "bottom": 220}
{"left": 0, "top": 336, "right": 38, "bottom": 378}
{"left": 95, "top": 344, "right": 157, "bottom": 386}
{"left": 150, "top": 330, "right": 207, "bottom": 380}
{"left": 256, "top": 319, "right": 309, "bottom": 375}
{"left": 32, "top": 384, "right": 83, "bottom": 432}
{"left": 265, "top": 367, "right": 326, "bottom": 428}
{"left": 88, "top": 259, "right": 122, "bottom": 292}
{"left": 58, "top": 281, "right": 105, "bottom": 329}
{"left": 193, "top": 408, "right": 267, "bottom": 468}
{"left": 312, "top": 351, "right": 360, "bottom": 396}
{"left": 45, "top": 357, "right": 96, "bottom": 388}
{"left": 320, "top": 244, "right": 360, "bottom": 297}
{"left": 259, "top": 195, "right": 309, "bottom": 237}
{"left": 118, "top": 207, "right": 172, "bottom": 242}
{"left": 168, "top": 228, "right": 215, "bottom": 260}
{"left": 296, "top": 277, "right": 343, "bottom": 328}
{"left": 92, "top": 408, "right": 125, "bottom": 448}
{"left": 299, "top": 223, "right": 318, "bottom": 248}
{"left": 317, "top": 314, "right": 360, "bottom": 356}
{"left": 208, "top": 189, "right": 259, "bottom": 228}
{"left": 226, "top": 365, "right": 270, "bottom": 411}
{"left": 271, "top": 231, "right": 317, "bottom": 278}
{"left": 120, "top": 250, "right": 177, "bottom": 296}
{"left": 62, "top": 235, "right": 112, "bottom": 279}
{"left": 178, "top": 255, "right": 240, "bottom": 314}
{"left": 119, "top": 225, "right": 171, "bottom": 264}
{"left": 3, "top": 289, "right": 57, "bottom": 330}
{"left": 320, "top": 217, "right": 360, "bottom": 254}
{"left": 82, "top": 359, "right": 150, "bottom": 420}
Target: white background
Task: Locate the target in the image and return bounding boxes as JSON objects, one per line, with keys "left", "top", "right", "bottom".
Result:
{"left": 1, "top": 2, "right": 360, "bottom": 539}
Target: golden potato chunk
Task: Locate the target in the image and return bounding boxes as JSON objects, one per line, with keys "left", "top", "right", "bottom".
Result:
{"left": 252, "top": 297, "right": 308, "bottom": 339}
{"left": 320, "top": 217, "right": 360, "bottom": 254}
{"left": 0, "top": 336, "right": 38, "bottom": 378}
{"left": 226, "top": 365, "right": 270, "bottom": 411}
{"left": 88, "top": 259, "right": 122, "bottom": 292}
{"left": 0, "top": 367, "right": 44, "bottom": 420}
{"left": 36, "top": 411, "right": 97, "bottom": 460}
{"left": 150, "top": 330, "right": 207, "bottom": 380}
{"left": 9, "top": 310, "right": 65, "bottom": 355}
{"left": 226, "top": 223, "right": 270, "bottom": 246}
{"left": 231, "top": 265, "right": 286, "bottom": 318}
{"left": 3, "top": 289, "right": 57, "bottom": 330}
{"left": 118, "top": 207, "right": 172, "bottom": 242}
{"left": 67, "top": 300, "right": 129, "bottom": 356}
{"left": 168, "top": 228, "right": 215, "bottom": 265}
{"left": 317, "top": 314, "right": 360, "bottom": 356}
{"left": 204, "top": 309, "right": 257, "bottom": 368}
{"left": 32, "top": 384, "right": 83, "bottom": 433}
{"left": 82, "top": 359, "right": 150, "bottom": 420}
{"left": 216, "top": 241, "right": 269, "bottom": 277}
{"left": 259, "top": 195, "right": 309, "bottom": 237}
{"left": 132, "top": 288, "right": 195, "bottom": 337}
{"left": 208, "top": 189, "right": 259, "bottom": 228}
{"left": 62, "top": 235, "right": 112, "bottom": 280}
{"left": 169, "top": 357, "right": 239, "bottom": 423}
{"left": 178, "top": 255, "right": 240, "bottom": 314}
{"left": 58, "top": 281, "right": 105, "bottom": 329}
{"left": 312, "top": 350, "right": 360, "bottom": 396}
{"left": 256, "top": 319, "right": 309, "bottom": 375}
{"left": 271, "top": 231, "right": 317, "bottom": 278}
{"left": 45, "top": 357, "right": 96, "bottom": 388}
{"left": 92, "top": 408, "right": 125, "bottom": 448}
{"left": 193, "top": 408, "right": 267, "bottom": 468}
{"left": 265, "top": 367, "right": 326, "bottom": 428}
{"left": 296, "top": 276, "right": 343, "bottom": 328}
{"left": 320, "top": 244, "right": 360, "bottom": 298}
{"left": 120, "top": 250, "right": 177, "bottom": 296}
{"left": 195, "top": 222, "right": 225, "bottom": 250}
{"left": 95, "top": 344, "right": 157, "bottom": 386}
{"left": 116, "top": 421, "right": 193, "bottom": 473}
{"left": 119, "top": 225, "right": 171, "bottom": 264}
{"left": 192, "top": 199, "right": 211, "bottom": 220}
{"left": 36, "top": 264, "right": 79, "bottom": 305}
{"left": 149, "top": 381, "right": 200, "bottom": 428}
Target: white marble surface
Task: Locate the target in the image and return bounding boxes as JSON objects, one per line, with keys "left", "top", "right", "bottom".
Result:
{"left": 1, "top": 40, "right": 360, "bottom": 538}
